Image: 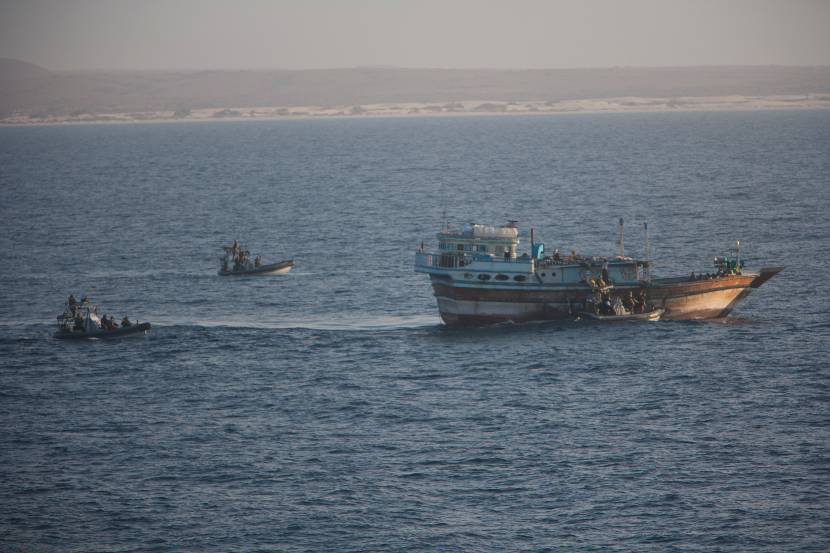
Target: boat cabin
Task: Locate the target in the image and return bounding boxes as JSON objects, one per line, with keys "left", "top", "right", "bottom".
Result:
{"left": 416, "top": 222, "right": 649, "bottom": 286}
{"left": 434, "top": 222, "right": 520, "bottom": 267}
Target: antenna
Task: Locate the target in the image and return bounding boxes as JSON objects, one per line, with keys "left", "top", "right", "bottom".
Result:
{"left": 619, "top": 217, "right": 625, "bottom": 257}
{"left": 644, "top": 222, "right": 651, "bottom": 281}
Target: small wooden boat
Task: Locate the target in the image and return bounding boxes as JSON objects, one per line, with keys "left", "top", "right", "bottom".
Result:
{"left": 55, "top": 322, "right": 152, "bottom": 340}
{"left": 218, "top": 259, "right": 294, "bottom": 276}
{"left": 580, "top": 308, "right": 664, "bottom": 322}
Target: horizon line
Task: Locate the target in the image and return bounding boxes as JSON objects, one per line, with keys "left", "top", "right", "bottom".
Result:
{"left": 6, "top": 58, "right": 829, "bottom": 74}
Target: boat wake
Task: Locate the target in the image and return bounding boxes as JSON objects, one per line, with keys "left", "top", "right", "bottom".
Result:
{"left": 84, "top": 269, "right": 212, "bottom": 279}
{"left": 148, "top": 314, "right": 442, "bottom": 332}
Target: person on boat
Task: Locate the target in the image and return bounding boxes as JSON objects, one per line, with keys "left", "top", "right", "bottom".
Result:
{"left": 121, "top": 316, "right": 132, "bottom": 327}
{"left": 255, "top": 255, "right": 262, "bottom": 267}
{"left": 601, "top": 263, "right": 610, "bottom": 284}
{"left": 611, "top": 296, "right": 625, "bottom": 315}
{"left": 585, "top": 296, "right": 595, "bottom": 315}
{"left": 690, "top": 271, "right": 696, "bottom": 281}
{"left": 81, "top": 295, "right": 89, "bottom": 304}
{"left": 553, "top": 249, "right": 561, "bottom": 262}
{"left": 592, "top": 289, "right": 602, "bottom": 310}
{"left": 637, "top": 290, "right": 647, "bottom": 312}
{"left": 625, "top": 291, "right": 638, "bottom": 313}
{"left": 602, "top": 295, "right": 613, "bottom": 315}
{"left": 73, "top": 311, "right": 84, "bottom": 331}
{"left": 68, "top": 294, "right": 77, "bottom": 310}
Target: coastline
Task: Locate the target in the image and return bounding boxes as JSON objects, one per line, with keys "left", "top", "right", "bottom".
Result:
{"left": 2, "top": 94, "right": 829, "bottom": 127}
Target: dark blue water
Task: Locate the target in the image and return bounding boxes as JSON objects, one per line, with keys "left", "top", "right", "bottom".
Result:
{"left": 1, "top": 111, "right": 829, "bottom": 552}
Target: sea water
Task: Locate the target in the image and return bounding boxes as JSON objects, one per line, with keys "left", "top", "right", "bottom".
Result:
{"left": 1, "top": 111, "right": 829, "bottom": 551}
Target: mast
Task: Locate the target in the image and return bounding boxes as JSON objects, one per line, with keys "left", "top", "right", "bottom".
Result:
{"left": 619, "top": 217, "right": 625, "bottom": 257}
{"left": 736, "top": 240, "right": 741, "bottom": 270}
{"left": 644, "top": 222, "right": 651, "bottom": 281}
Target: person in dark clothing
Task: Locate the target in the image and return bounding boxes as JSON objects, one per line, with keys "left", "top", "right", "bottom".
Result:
{"left": 637, "top": 290, "right": 647, "bottom": 312}
{"left": 626, "top": 291, "right": 638, "bottom": 313}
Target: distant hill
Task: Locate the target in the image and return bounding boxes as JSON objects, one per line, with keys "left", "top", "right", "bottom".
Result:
{"left": 0, "top": 58, "right": 53, "bottom": 82}
{"left": 1, "top": 60, "right": 829, "bottom": 117}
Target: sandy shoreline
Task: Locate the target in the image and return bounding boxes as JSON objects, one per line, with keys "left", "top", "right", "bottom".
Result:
{"left": 3, "top": 94, "right": 829, "bottom": 127}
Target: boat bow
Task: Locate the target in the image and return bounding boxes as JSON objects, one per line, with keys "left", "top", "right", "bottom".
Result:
{"left": 751, "top": 266, "right": 784, "bottom": 288}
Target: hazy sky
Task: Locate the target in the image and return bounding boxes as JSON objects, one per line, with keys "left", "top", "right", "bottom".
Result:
{"left": 1, "top": 0, "right": 829, "bottom": 71}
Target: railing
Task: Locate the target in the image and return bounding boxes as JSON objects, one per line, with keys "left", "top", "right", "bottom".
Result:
{"left": 415, "top": 252, "right": 473, "bottom": 269}
{"left": 415, "top": 251, "right": 534, "bottom": 270}
{"left": 415, "top": 252, "right": 437, "bottom": 268}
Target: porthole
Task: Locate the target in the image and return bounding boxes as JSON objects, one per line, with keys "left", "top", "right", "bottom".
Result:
{"left": 513, "top": 275, "right": 527, "bottom": 282}
{"left": 551, "top": 272, "right": 556, "bottom": 277}
{"left": 541, "top": 272, "right": 546, "bottom": 277}
{"left": 477, "top": 274, "right": 491, "bottom": 281}
{"left": 495, "top": 274, "right": 510, "bottom": 281}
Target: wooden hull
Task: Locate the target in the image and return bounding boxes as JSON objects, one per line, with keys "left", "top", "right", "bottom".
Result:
{"left": 54, "top": 322, "right": 151, "bottom": 340}
{"left": 430, "top": 267, "right": 783, "bottom": 326}
{"left": 218, "top": 259, "right": 294, "bottom": 276}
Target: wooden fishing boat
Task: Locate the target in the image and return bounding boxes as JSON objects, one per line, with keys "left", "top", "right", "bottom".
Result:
{"left": 415, "top": 221, "right": 783, "bottom": 326}
{"left": 580, "top": 308, "right": 664, "bottom": 322}
{"left": 218, "top": 259, "right": 294, "bottom": 276}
